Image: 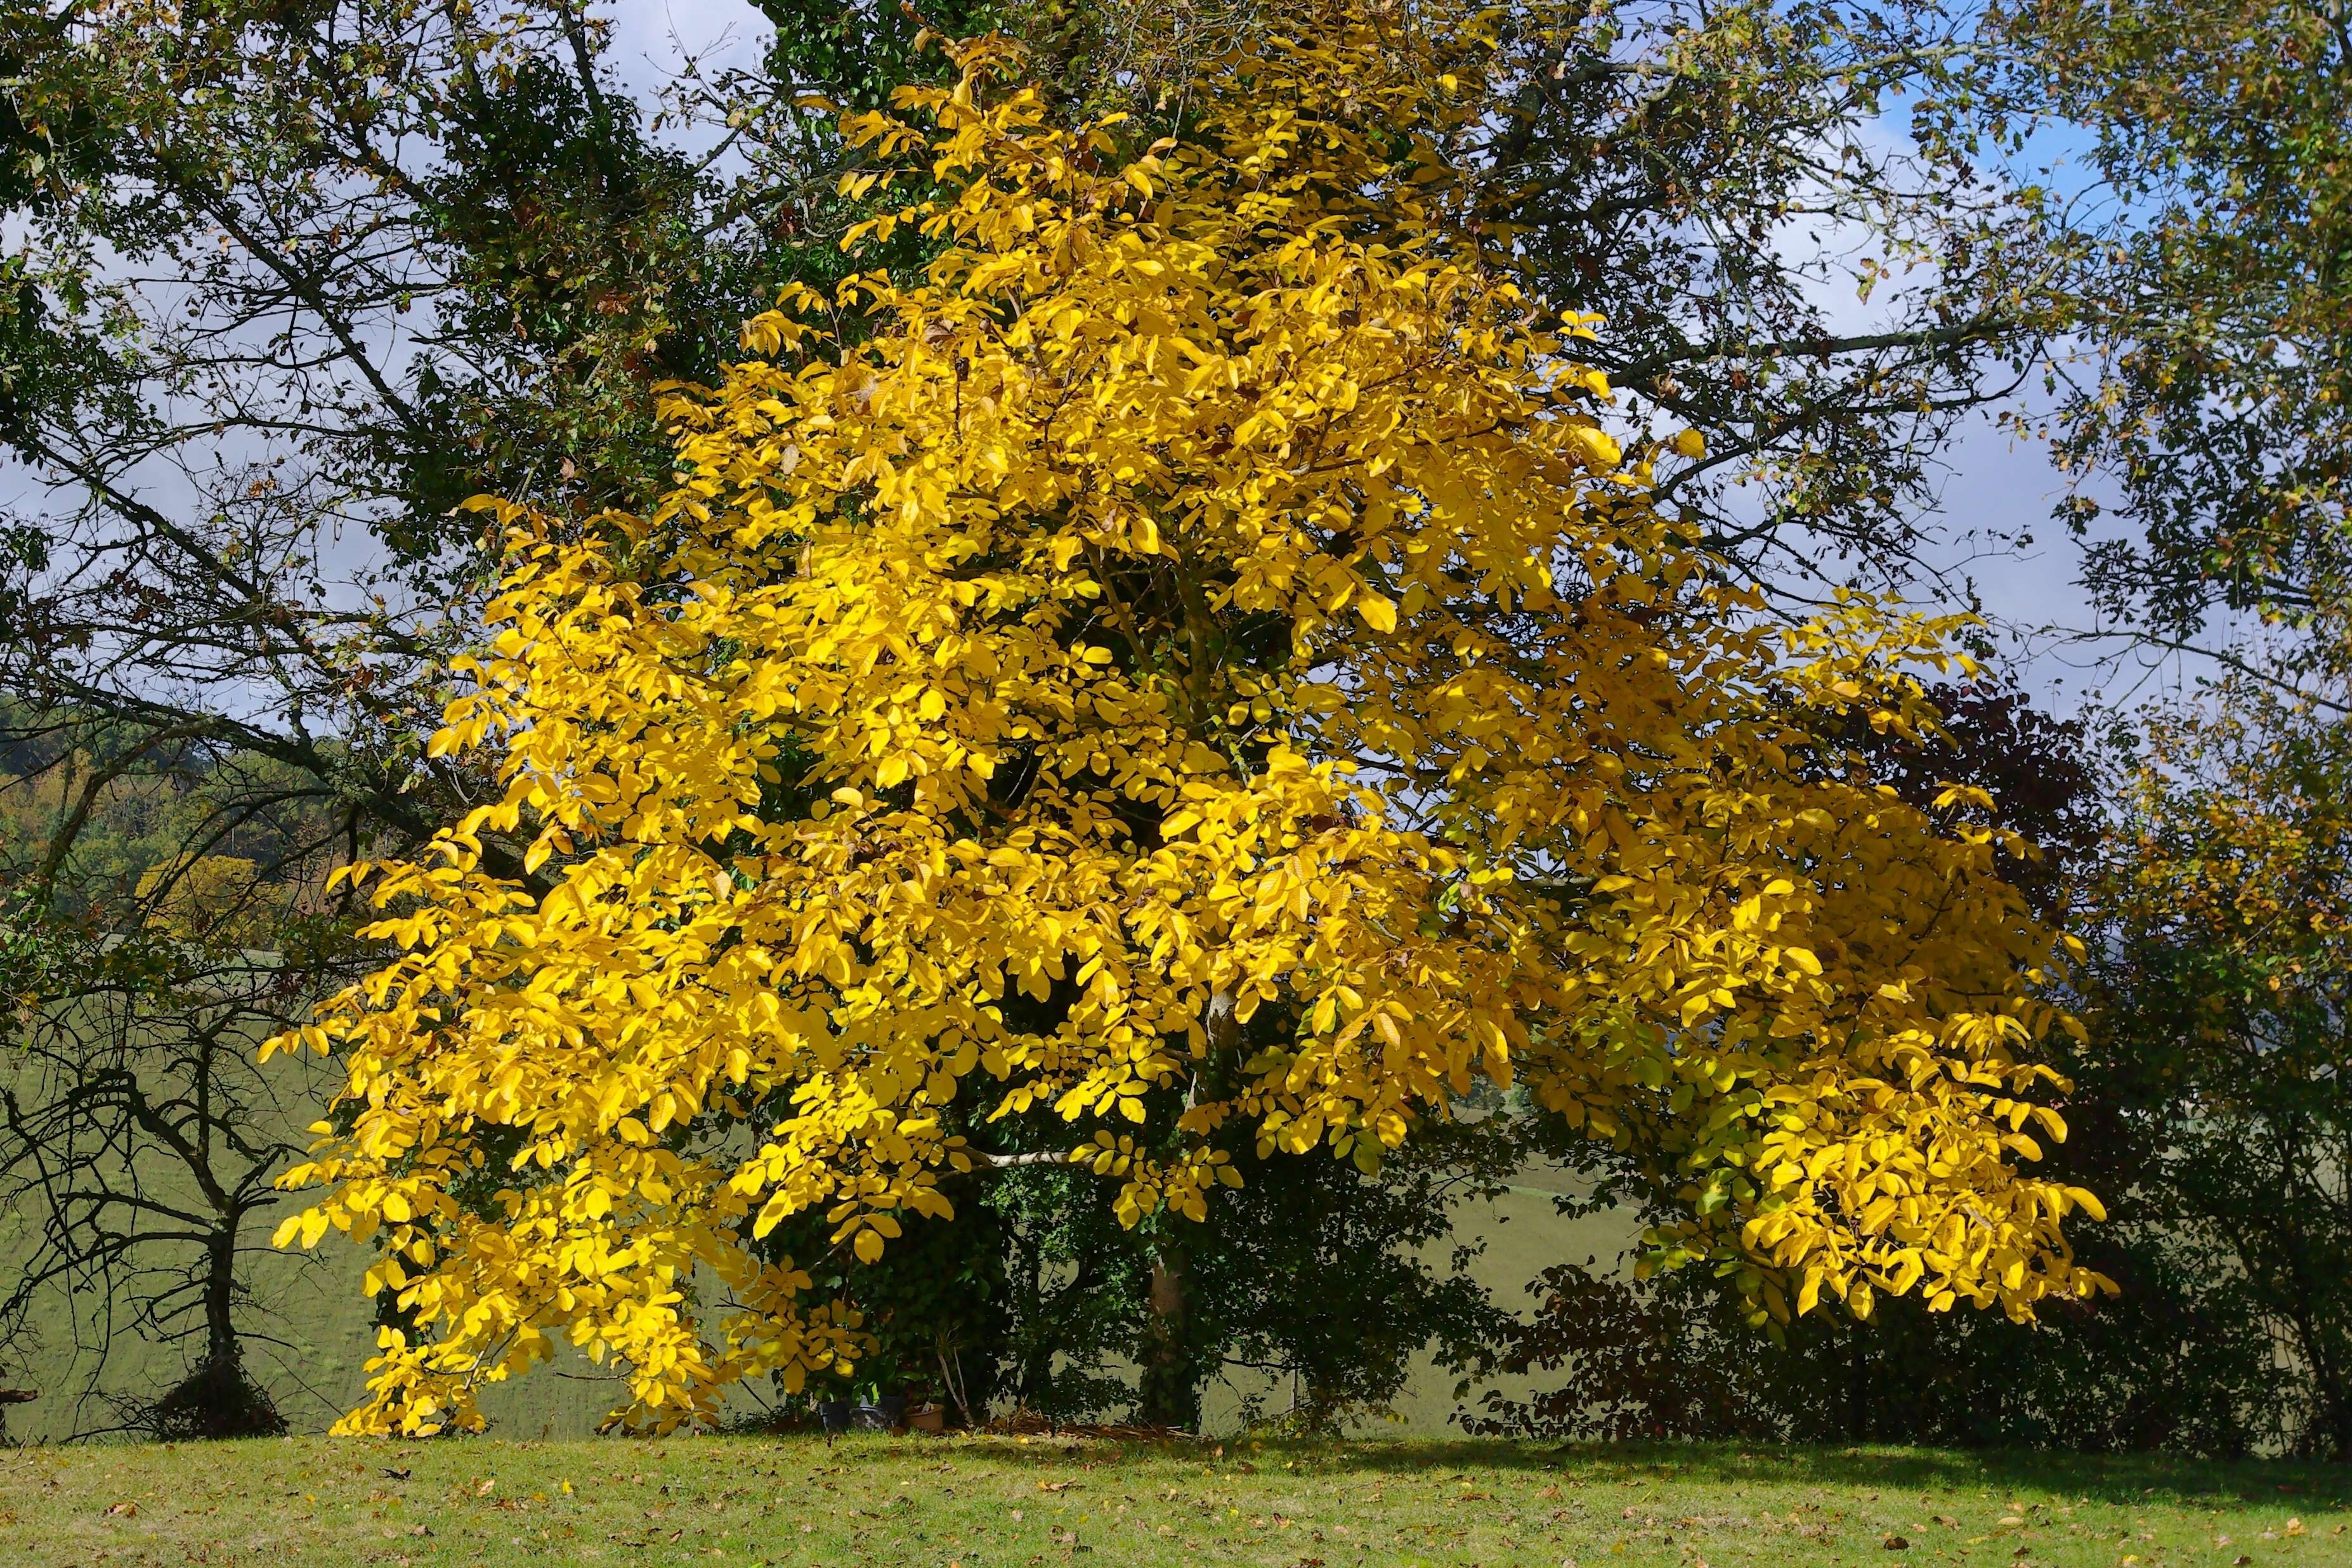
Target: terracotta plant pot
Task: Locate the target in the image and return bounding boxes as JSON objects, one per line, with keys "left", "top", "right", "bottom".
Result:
{"left": 909, "top": 1404, "right": 946, "bottom": 1434}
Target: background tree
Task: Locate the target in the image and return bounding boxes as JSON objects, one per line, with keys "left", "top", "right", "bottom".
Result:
{"left": 1982, "top": 0, "right": 2352, "bottom": 652}
{"left": 0, "top": 733, "right": 347, "bottom": 1436}
{"left": 2075, "top": 655, "right": 2352, "bottom": 1459}
{"left": 0, "top": 0, "right": 891, "bottom": 848}
{"left": 1472, "top": 0, "right": 2050, "bottom": 595}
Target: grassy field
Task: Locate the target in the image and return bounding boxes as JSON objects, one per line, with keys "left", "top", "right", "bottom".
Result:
{"left": 1, "top": 1435, "right": 2345, "bottom": 1568}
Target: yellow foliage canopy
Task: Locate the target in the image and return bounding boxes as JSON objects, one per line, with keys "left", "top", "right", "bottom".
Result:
{"left": 270, "top": 7, "right": 2107, "bottom": 1434}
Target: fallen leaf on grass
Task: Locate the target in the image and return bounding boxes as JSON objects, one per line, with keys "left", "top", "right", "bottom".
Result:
{"left": 103, "top": 1502, "right": 138, "bottom": 1518}
{"left": 1882, "top": 1535, "right": 1909, "bottom": 1551}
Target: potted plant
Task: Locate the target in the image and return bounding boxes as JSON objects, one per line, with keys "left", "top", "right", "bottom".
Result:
{"left": 899, "top": 1375, "right": 946, "bottom": 1434}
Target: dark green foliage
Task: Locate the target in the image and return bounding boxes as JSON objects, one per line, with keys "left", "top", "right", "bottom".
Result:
{"left": 974, "top": 1122, "right": 1513, "bottom": 1434}
{"left": 982, "top": 1161, "right": 1152, "bottom": 1426}
{"left": 750, "top": 1115, "right": 1513, "bottom": 1435}
{"left": 760, "top": 1201, "right": 1016, "bottom": 1426}
{"left": 759, "top": 0, "right": 1001, "bottom": 115}
{"left": 1463, "top": 1229, "right": 2279, "bottom": 1457}
{"left": 1177, "top": 1129, "right": 1515, "bottom": 1434}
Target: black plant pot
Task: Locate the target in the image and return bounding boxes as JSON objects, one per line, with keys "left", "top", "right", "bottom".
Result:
{"left": 818, "top": 1399, "right": 853, "bottom": 1434}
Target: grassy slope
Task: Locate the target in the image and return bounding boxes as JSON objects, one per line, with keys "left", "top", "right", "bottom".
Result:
{"left": 1, "top": 1435, "right": 2345, "bottom": 1567}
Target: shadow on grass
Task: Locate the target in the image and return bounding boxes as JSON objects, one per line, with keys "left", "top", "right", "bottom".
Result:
{"left": 761, "top": 1433, "right": 2351, "bottom": 1509}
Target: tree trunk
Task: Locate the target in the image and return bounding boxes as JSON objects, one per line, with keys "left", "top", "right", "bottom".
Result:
{"left": 203, "top": 1222, "right": 239, "bottom": 1373}
{"left": 1134, "top": 981, "right": 1234, "bottom": 1434}
{"left": 1137, "top": 1248, "right": 1201, "bottom": 1432}
{"left": 1847, "top": 1330, "right": 1870, "bottom": 1443}
{"left": 149, "top": 1214, "right": 282, "bottom": 1439}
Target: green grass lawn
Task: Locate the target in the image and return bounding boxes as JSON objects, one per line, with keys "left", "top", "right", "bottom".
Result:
{"left": 2, "top": 1435, "right": 2344, "bottom": 1567}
